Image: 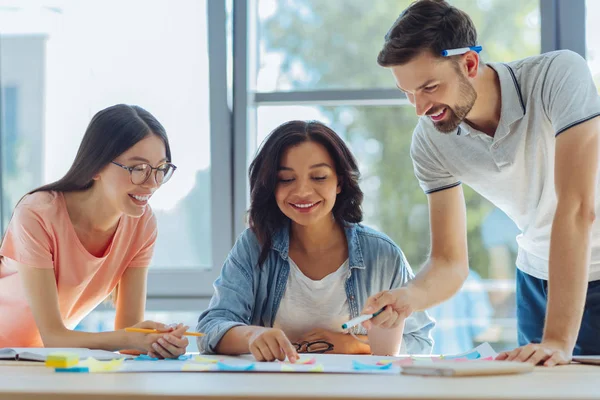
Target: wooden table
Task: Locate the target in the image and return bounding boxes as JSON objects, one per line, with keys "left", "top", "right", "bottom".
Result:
{"left": 0, "top": 363, "right": 598, "bottom": 400}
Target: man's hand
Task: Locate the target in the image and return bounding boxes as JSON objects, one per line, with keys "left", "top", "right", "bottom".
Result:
{"left": 495, "top": 341, "right": 572, "bottom": 367}
{"left": 361, "top": 287, "right": 416, "bottom": 330}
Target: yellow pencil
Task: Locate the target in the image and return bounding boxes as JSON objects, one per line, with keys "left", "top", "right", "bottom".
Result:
{"left": 125, "top": 327, "right": 204, "bottom": 337}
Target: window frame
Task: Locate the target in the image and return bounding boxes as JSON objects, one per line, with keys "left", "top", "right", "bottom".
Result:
{"left": 0, "top": 0, "right": 588, "bottom": 312}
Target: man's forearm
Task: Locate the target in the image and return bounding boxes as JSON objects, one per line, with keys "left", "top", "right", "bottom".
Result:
{"left": 544, "top": 208, "right": 593, "bottom": 349}
{"left": 407, "top": 257, "right": 469, "bottom": 311}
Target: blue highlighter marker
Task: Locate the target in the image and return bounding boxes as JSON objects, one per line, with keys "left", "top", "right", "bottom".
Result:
{"left": 441, "top": 45, "right": 482, "bottom": 57}
{"left": 341, "top": 308, "right": 385, "bottom": 330}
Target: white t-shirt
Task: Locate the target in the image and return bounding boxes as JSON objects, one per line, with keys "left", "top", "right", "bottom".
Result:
{"left": 410, "top": 50, "right": 600, "bottom": 281}
{"left": 273, "top": 257, "right": 351, "bottom": 342}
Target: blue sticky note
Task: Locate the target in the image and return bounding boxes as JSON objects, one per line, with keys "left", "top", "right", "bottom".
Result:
{"left": 464, "top": 351, "right": 481, "bottom": 360}
{"left": 134, "top": 354, "right": 158, "bottom": 361}
{"left": 216, "top": 361, "right": 256, "bottom": 371}
{"left": 444, "top": 351, "right": 481, "bottom": 360}
{"left": 352, "top": 360, "right": 393, "bottom": 370}
{"left": 55, "top": 366, "right": 90, "bottom": 373}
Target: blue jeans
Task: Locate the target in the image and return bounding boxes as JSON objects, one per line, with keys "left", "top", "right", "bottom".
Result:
{"left": 516, "top": 269, "right": 600, "bottom": 355}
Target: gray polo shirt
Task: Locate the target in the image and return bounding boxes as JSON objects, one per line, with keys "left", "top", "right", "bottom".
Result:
{"left": 410, "top": 50, "right": 600, "bottom": 281}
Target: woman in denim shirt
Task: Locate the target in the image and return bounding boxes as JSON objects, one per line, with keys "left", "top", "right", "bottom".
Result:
{"left": 197, "top": 121, "right": 433, "bottom": 362}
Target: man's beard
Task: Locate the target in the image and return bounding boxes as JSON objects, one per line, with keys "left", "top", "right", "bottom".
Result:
{"left": 431, "top": 74, "right": 477, "bottom": 134}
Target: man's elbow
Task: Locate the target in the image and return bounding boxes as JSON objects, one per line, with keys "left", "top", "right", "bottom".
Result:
{"left": 457, "top": 260, "right": 470, "bottom": 283}
{"left": 431, "top": 255, "right": 469, "bottom": 285}
{"left": 559, "top": 199, "right": 596, "bottom": 227}
{"left": 449, "top": 257, "right": 469, "bottom": 286}
{"left": 576, "top": 203, "right": 596, "bottom": 226}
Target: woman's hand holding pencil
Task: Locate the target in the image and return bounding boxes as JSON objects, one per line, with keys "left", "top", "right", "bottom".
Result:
{"left": 124, "top": 321, "right": 190, "bottom": 359}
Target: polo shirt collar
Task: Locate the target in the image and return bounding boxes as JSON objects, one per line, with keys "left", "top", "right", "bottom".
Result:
{"left": 455, "top": 62, "right": 526, "bottom": 138}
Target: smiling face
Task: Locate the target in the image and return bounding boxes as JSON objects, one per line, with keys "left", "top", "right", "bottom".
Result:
{"left": 390, "top": 50, "right": 477, "bottom": 133}
{"left": 275, "top": 141, "right": 341, "bottom": 228}
{"left": 95, "top": 134, "right": 168, "bottom": 218}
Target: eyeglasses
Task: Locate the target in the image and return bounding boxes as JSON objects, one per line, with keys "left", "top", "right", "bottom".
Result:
{"left": 293, "top": 340, "right": 334, "bottom": 354}
{"left": 111, "top": 161, "right": 177, "bottom": 185}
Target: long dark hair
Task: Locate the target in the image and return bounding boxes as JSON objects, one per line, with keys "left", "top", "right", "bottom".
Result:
{"left": 248, "top": 120, "right": 363, "bottom": 266}
{"left": 29, "top": 104, "right": 171, "bottom": 195}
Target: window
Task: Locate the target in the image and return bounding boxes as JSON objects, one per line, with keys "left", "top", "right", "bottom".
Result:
{"left": 250, "top": 0, "right": 540, "bottom": 353}
{"left": 0, "top": 0, "right": 589, "bottom": 354}
{"left": 0, "top": 1, "right": 230, "bottom": 300}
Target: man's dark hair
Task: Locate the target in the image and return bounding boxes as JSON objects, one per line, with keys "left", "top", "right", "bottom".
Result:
{"left": 378, "top": 0, "right": 478, "bottom": 67}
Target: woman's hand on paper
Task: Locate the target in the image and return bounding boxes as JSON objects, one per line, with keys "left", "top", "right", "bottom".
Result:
{"left": 495, "top": 340, "right": 572, "bottom": 367}
{"left": 247, "top": 327, "right": 298, "bottom": 363}
{"left": 128, "top": 320, "right": 189, "bottom": 359}
{"left": 361, "top": 288, "right": 415, "bottom": 330}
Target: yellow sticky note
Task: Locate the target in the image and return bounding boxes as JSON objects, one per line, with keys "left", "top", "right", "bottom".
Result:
{"left": 193, "top": 356, "right": 219, "bottom": 364}
{"left": 79, "top": 357, "right": 124, "bottom": 372}
{"left": 182, "top": 363, "right": 213, "bottom": 371}
{"left": 309, "top": 364, "right": 324, "bottom": 372}
{"left": 45, "top": 352, "right": 79, "bottom": 368}
{"left": 281, "top": 364, "right": 295, "bottom": 372}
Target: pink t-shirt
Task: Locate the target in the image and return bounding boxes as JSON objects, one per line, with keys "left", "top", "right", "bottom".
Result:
{"left": 0, "top": 191, "right": 157, "bottom": 347}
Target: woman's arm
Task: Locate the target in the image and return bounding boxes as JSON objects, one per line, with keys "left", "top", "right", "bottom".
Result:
{"left": 197, "top": 231, "right": 262, "bottom": 354}
{"left": 17, "top": 262, "right": 186, "bottom": 355}
{"left": 114, "top": 267, "right": 189, "bottom": 357}
{"left": 18, "top": 262, "right": 133, "bottom": 350}
{"left": 114, "top": 267, "right": 148, "bottom": 329}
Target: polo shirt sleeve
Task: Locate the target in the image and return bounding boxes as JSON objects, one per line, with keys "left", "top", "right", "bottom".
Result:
{"left": 542, "top": 50, "right": 600, "bottom": 137}
{"left": 410, "top": 124, "right": 461, "bottom": 194}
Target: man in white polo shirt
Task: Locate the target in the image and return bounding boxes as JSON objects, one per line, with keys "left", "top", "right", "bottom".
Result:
{"left": 361, "top": 0, "right": 600, "bottom": 366}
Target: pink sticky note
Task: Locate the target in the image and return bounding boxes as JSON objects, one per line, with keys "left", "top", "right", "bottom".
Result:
{"left": 280, "top": 357, "right": 316, "bottom": 365}
{"left": 394, "top": 358, "right": 414, "bottom": 366}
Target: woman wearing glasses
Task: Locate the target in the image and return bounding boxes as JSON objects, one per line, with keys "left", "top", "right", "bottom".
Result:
{"left": 197, "top": 120, "right": 434, "bottom": 362}
{"left": 0, "top": 104, "right": 187, "bottom": 358}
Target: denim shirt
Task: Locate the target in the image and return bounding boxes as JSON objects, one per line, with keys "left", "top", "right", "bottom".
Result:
{"left": 197, "top": 223, "right": 434, "bottom": 355}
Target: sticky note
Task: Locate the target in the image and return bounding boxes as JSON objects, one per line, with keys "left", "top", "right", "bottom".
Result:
{"left": 411, "top": 356, "right": 435, "bottom": 364}
{"left": 55, "top": 366, "right": 89, "bottom": 373}
{"left": 281, "top": 364, "right": 295, "bottom": 372}
{"left": 134, "top": 354, "right": 158, "bottom": 361}
{"left": 309, "top": 364, "right": 324, "bottom": 372}
{"left": 193, "top": 356, "right": 219, "bottom": 363}
{"left": 216, "top": 361, "right": 255, "bottom": 371}
{"left": 280, "top": 356, "right": 316, "bottom": 365}
{"left": 78, "top": 357, "right": 124, "bottom": 372}
{"left": 46, "top": 352, "right": 79, "bottom": 368}
{"left": 352, "top": 360, "right": 393, "bottom": 370}
{"left": 377, "top": 358, "right": 413, "bottom": 366}
{"left": 444, "top": 351, "right": 480, "bottom": 360}
{"left": 182, "top": 363, "right": 213, "bottom": 371}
